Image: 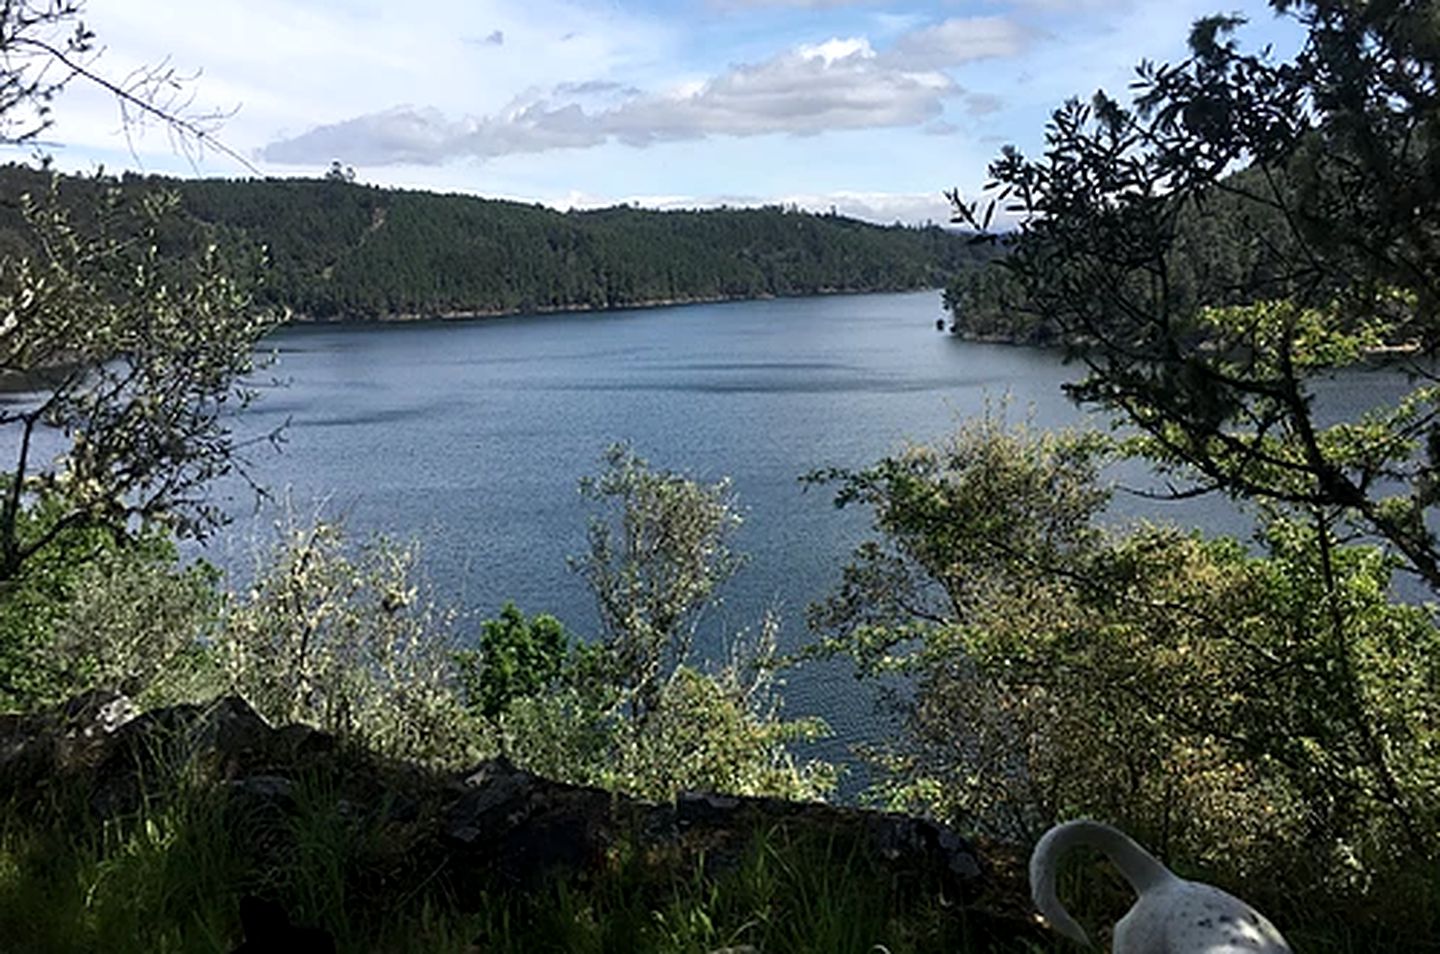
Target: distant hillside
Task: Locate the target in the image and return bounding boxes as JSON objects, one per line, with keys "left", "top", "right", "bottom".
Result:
{"left": 0, "top": 166, "right": 989, "bottom": 320}
{"left": 944, "top": 163, "right": 1299, "bottom": 344}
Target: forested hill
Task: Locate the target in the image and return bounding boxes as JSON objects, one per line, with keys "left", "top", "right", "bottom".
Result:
{"left": 0, "top": 166, "right": 988, "bottom": 319}
{"left": 943, "top": 163, "right": 1298, "bottom": 344}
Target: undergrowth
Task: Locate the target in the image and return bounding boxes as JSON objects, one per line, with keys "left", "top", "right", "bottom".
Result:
{"left": 0, "top": 764, "right": 1033, "bottom": 954}
{"left": 1, "top": 759, "right": 1432, "bottom": 952}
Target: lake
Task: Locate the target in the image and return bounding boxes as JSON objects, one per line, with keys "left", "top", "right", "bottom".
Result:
{"left": 207, "top": 289, "right": 1266, "bottom": 775}
{"left": 11, "top": 289, "right": 1415, "bottom": 781}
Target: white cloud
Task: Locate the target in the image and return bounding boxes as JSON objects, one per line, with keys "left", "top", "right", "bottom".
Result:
{"left": 882, "top": 17, "right": 1031, "bottom": 69}
{"left": 262, "top": 16, "right": 1030, "bottom": 166}
{"left": 40, "top": 0, "right": 675, "bottom": 170}
{"left": 264, "top": 41, "right": 956, "bottom": 164}
{"left": 796, "top": 37, "right": 876, "bottom": 63}
{"left": 8, "top": 0, "right": 1291, "bottom": 230}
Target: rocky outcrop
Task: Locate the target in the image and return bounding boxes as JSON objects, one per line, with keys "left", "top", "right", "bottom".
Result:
{"left": 0, "top": 693, "right": 1025, "bottom": 940}
{"left": 439, "top": 757, "right": 984, "bottom": 901}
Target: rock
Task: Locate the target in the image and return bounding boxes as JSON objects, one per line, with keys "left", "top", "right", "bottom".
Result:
{"left": 443, "top": 758, "right": 538, "bottom": 846}
{"left": 91, "top": 696, "right": 273, "bottom": 816}
{"left": 431, "top": 762, "right": 988, "bottom": 905}
{"left": 441, "top": 757, "right": 612, "bottom": 885}
{"left": 6, "top": 693, "right": 995, "bottom": 931}
{"left": 936, "top": 826, "right": 983, "bottom": 880}
{"left": 226, "top": 774, "right": 297, "bottom": 805}
{"left": 0, "top": 689, "right": 139, "bottom": 797}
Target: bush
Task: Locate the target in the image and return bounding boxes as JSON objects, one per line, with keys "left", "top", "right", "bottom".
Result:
{"left": 216, "top": 514, "right": 482, "bottom": 768}
{"left": 487, "top": 449, "right": 835, "bottom": 802}
{"left": 0, "top": 487, "right": 218, "bottom": 711}
{"left": 501, "top": 621, "right": 833, "bottom": 802}
{"left": 811, "top": 415, "right": 1440, "bottom": 929}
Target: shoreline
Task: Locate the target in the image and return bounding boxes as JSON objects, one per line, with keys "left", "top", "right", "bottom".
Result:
{"left": 283, "top": 285, "right": 943, "bottom": 324}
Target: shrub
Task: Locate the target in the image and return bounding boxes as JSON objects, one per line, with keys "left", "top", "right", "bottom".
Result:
{"left": 812, "top": 415, "right": 1440, "bottom": 923}
{"left": 216, "top": 514, "right": 482, "bottom": 768}
{"left": 0, "top": 486, "right": 218, "bottom": 711}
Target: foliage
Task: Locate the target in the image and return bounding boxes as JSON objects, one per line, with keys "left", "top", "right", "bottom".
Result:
{"left": 323, "top": 160, "right": 356, "bottom": 184}
{"left": 41, "top": 531, "right": 218, "bottom": 709}
{"left": 494, "top": 449, "right": 834, "bottom": 802}
{"left": 0, "top": 15, "right": 276, "bottom": 713}
{"left": 810, "top": 418, "right": 1440, "bottom": 929}
{"left": 601, "top": 657, "right": 833, "bottom": 802}
{"left": 807, "top": 415, "right": 1110, "bottom": 672}
{"left": 942, "top": 262, "right": 1050, "bottom": 343}
{"left": 0, "top": 485, "right": 216, "bottom": 710}
{"left": 0, "top": 446, "right": 834, "bottom": 803}
{"left": 504, "top": 612, "right": 834, "bottom": 802}
{"left": 951, "top": 0, "right": 1440, "bottom": 595}
{"left": 455, "top": 601, "right": 571, "bottom": 726}
{"left": 936, "top": 8, "right": 1440, "bottom": 926}
{"left": 502, "top": 664, "right": 834, "bottom": 803}
{"left": 0, "top": 177, "right": 281, "bottom": 586}
{"left": 216, "top": 515, "right": 480, "bottom": 768}
{"left": 573, "top": 444, "right": 745, "bottom": 723}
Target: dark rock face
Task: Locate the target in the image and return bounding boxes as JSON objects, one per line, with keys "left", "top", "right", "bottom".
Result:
{"left": 0, "top": 688, "right": 139, "bottom": 790}
{"left": 437, "top": 757, "right": 987, "bottom": 905}
{"left": 1, "top": 694, "right": 989, "bottom": 913}
{"left": 91, "top": 696, "right": 274, "bottom": 816}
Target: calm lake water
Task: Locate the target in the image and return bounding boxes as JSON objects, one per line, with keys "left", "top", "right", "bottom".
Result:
{"left": 12, "top": 289, "right": 1418, "bottom": 780}
{"left": 209, "top": 289, "right": 1249, "bottom": 773}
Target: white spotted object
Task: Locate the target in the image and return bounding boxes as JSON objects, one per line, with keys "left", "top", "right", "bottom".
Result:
{"left": 1029, "top": 819, "right": 1293, "bottom": 953}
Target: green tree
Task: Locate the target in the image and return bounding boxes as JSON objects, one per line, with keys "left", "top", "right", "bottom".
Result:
{"left": 0, "top": 181, "right": 280, "bottom": 586}
{"left": 939, "top": 5, "right": 1440, "bottom": 891}
{"left": 952, "top": 0, "right": 1440, "bottom": 594}
{"left": 0, "top": 2, "right": 275, "bottom": 709}
{"left": 455, "top": 602, "right": 570, "bottom": 727}
{"left": 0, "top": 481, "right": 215, "bottom": 707}
{"left": 810, "top": 418, "right": 1440, "bottom": 926}
{"left": 572, "top": 444, "right": 743, "bottom": 722}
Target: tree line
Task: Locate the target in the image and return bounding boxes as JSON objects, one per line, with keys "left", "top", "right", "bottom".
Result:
{"left": 0, "top": 163, "right": 993, "bottom": 320}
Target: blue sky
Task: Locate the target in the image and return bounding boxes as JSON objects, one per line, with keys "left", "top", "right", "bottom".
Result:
{"left": 23, "top": 0, "right": 1304, "bottom": 224}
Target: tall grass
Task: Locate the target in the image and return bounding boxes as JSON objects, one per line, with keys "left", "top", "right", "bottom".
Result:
{"left": 4, "top": 757, "right": 1427, "bottom": 952}
{"left": 464, "top": 826, "right": 1011, "bottom": 954}
{"left": 0, "top": 759, "right": 1042, "bottom": 954}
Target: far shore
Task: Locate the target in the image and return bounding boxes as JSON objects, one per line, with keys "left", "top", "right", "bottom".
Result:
{"left": 284, "top": 285, "right": 945, "bottom": 324}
